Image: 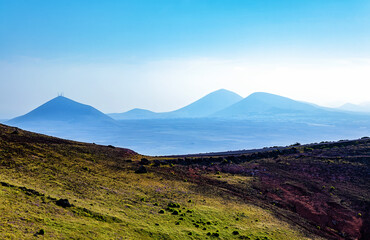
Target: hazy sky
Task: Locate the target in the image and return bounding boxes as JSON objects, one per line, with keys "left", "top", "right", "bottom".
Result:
{"left": 1, "top": 0, "right": 370, "bottom": 118}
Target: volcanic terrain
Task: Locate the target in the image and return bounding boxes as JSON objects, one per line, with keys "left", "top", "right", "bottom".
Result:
{"left": 0, "top": 124, "right": 368, "bottom": 239}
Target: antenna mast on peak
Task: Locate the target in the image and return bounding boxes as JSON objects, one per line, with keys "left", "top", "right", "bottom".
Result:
{"left": 57, "top": 92, "right": 64, "bottom": 97}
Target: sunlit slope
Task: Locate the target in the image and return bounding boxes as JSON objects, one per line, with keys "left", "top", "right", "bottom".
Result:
{"left": 0, "top": 124, "right": 317, "bottom": 239}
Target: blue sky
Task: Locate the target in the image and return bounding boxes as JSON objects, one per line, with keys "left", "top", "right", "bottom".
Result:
{"left": 1, "top": 0, "right": 370, "bottom": 118}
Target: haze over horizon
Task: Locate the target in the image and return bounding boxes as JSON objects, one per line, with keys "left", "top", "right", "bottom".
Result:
{"left": 1, "top": 0, "right": 370, "bottom": 118}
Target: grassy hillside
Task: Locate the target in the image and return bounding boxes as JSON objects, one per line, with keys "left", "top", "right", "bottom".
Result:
{"left": 0, "top": 124, "right": 368, "bottom": 239}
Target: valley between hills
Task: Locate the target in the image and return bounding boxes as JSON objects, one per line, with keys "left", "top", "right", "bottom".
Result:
{"left": 0, "top": 124, "right": 368, "bottom": 239}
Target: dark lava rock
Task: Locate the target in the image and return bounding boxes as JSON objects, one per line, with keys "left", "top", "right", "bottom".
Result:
{"left": 56, "top": 198, "right": 72, "bottom": 208}
{"left": 135, "top": 166, "right": 148, "bottom": 174}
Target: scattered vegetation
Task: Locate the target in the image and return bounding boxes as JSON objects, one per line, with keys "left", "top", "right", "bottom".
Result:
{"left": 0, "top": 124, "right": 369, "bottom": 239}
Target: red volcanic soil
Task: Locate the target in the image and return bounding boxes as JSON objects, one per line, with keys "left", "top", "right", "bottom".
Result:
{"left": 153, "top": 139, "right": 370, "bottom": 240}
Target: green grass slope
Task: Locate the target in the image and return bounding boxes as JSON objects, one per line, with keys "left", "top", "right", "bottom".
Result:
{"left": 0, "top": 124, "right": 319, "bottom": 239}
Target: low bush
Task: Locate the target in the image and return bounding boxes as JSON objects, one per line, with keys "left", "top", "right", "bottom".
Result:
{"left": 168, "top": 202, "right": 180, "bottom": 208}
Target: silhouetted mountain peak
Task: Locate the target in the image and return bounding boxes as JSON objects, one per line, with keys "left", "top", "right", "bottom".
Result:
{"left": 339, "top": 102, "right": 370, "bottom": 113}
{"left": 209, "top": 88, "right": 236, "bottom": 95}
{"left": 213, "top": 92, "right": 322, "bottom": 118}
{"left": 109, "top": 89, "right": 243, "bottom": 119}
{"left": 165, "top": 89, "right": 243, "bottom": 118}
{"left": 245, "top": 92, "right": 312, "bottom": 109}
{"left": 248, "top": 92, "right": 285, "bottom": 100}
{"left": 127, "top": 108, "right": 155, "bottom": 114}
{"left": 108, "top": 108, "right": 157, "bottom": 120}
{"left": 8, "top": 96, "right": 113, "bottom": 124}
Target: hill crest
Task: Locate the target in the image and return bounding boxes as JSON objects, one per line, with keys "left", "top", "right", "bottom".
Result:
{"left": 109, "top": 89, "right": 243, "bottom": 119}
{"left": 213, "top": 92, "right": 324, "bottom": 118}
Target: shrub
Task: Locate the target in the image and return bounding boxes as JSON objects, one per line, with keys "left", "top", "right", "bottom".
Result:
{"left": 11, "top": 130, "right": 19, "bottom": 135}
{"left": 239, "top": 236, "right": 251, "bottom": 240}
{"left": 168, "top": 202, "right": 180, "bottom": 208}
{"left": 140, "top": 158, "right": 150, "bottom": 165}
{"left": 304, "top": 147, "right": 314, "bottom": 152}
{"left": 56, "top": 198, "right": 72, "bottom": 208}
{"left": 158, "top": 209, "right": 165, "bottom": 214}
{"left": 135, "top": 166, "right": 147, "bottom": 174}
{"left": 232, "top": 230, "right": 239, "bottom": 235}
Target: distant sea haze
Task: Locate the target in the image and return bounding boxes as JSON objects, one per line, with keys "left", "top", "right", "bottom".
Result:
{"left": 6, "top": 89, "right": 370, "bottom": 155}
